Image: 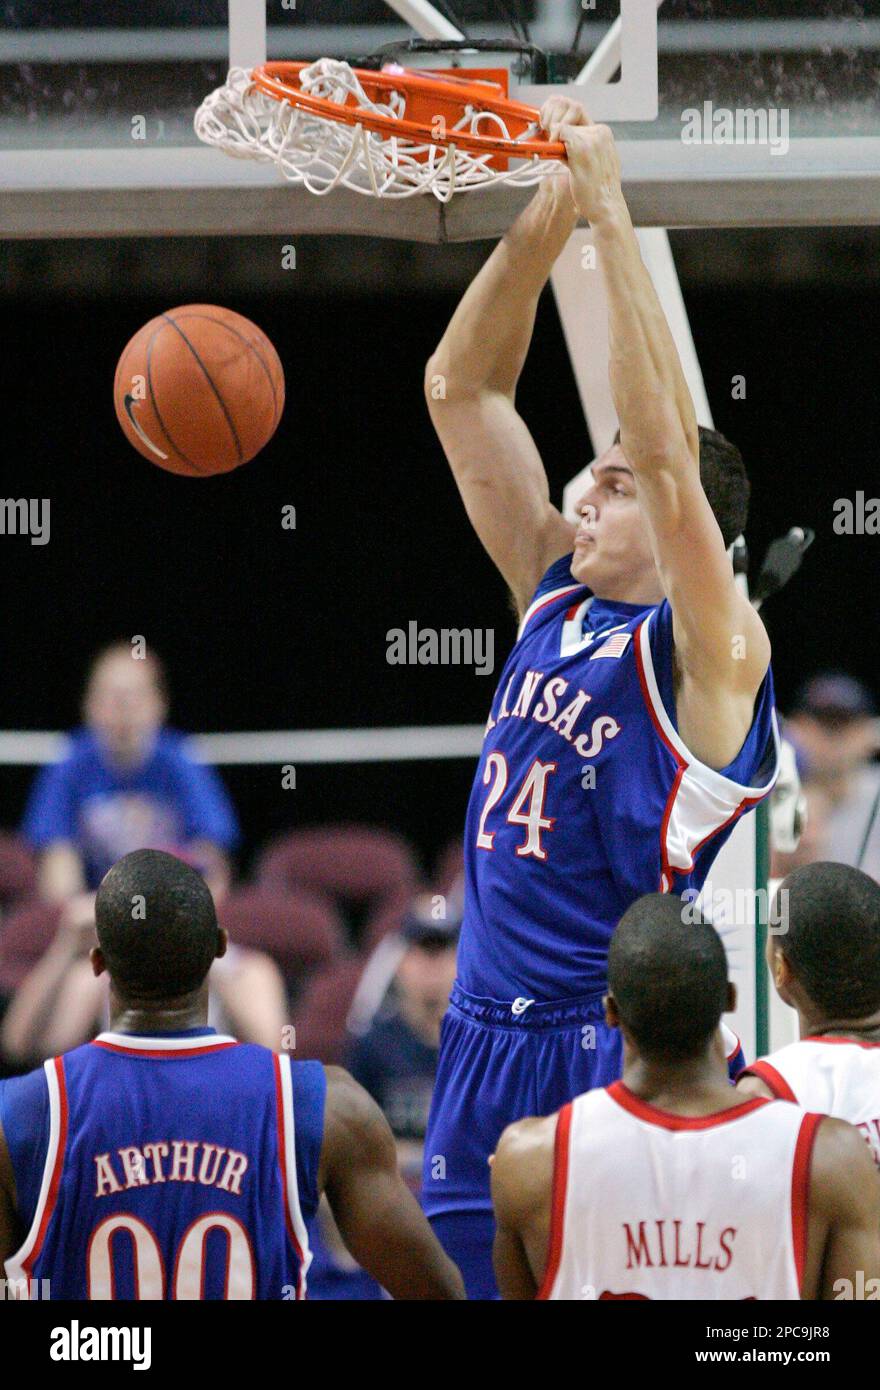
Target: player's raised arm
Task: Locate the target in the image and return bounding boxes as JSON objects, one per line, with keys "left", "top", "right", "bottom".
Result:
{"left": 561, "top": 118, "right": 771, "bottom": 768}
{"left": 424, "top": 101, "right": 587, "bottom": 617}
{"left": 808, "top": 1116, "right": 880, "bottom": 1300}
{"left": 319, "top": 1067, "right": 465, "bottom": 1300}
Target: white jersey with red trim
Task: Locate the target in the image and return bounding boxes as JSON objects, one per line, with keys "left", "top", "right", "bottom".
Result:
{"left": 742, "top": 1036, "right": 880, "bottom": 1166}
{"left": 539, "top": 1082, "right": 820, "bottom": 1301}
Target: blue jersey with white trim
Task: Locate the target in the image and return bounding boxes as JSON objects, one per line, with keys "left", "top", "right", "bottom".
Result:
{"left": 0, "top": 1029, "right": 324, "bottom": 1301}
{"left": 456, "top": 555, "right": 779, "bottom": 1003}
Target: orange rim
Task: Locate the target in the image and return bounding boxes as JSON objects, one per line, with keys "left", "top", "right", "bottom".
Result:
{"left": 251, "top": 62, "right": 567, "bottom": 163}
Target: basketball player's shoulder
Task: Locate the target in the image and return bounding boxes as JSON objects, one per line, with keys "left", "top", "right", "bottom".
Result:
{"left": 492, "top": 1113, "right": 557, "bottom": 1219}
{"left": 736, "top": 1038, "right": 816, "bottom": 1100}
{"left": 809, "top": 1113, "right": 880, "bottom": 1219}
{"left": 321, "top": 1066, "right": 389, "bottom": 1149}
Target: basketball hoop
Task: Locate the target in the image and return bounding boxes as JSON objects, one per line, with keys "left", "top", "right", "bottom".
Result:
{"left": 194, "top": 59, "right": 567, "bottom": 202}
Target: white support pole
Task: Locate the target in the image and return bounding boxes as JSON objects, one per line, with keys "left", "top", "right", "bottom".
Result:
{"left": 557, "top": 227, "right": 712, "bottom": 520}
{"left": 381, "top": 0, "right": 464, "bottom": 42}
{"left": 229, "top": 0, "right": 266, "bottom": 70}
{"left": 577, "top": 0, "right": 666, "bottom": 85}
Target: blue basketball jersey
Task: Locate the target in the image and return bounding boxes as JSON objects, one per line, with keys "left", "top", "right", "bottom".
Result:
{"left": 456, "top": 554, "right": 780, "bottom": 1002}
{"left": 0, "top": 1029, "right": 324, "bottom": 1301}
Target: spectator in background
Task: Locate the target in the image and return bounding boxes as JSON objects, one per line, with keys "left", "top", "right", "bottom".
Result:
{"left": 22, "top": 642, "right": 239, "bottom": 902}
{"left": 785, "top": 673, "right": 880, "bottom": 881}
{"left": 306, "top": 894, "right": 460, "bottom": 1300}
{"left": 0, "top": 852, "right": 287, "bottom": 1065}
{"left": 348, "top": 895, "right": 460, "bottom": 1191}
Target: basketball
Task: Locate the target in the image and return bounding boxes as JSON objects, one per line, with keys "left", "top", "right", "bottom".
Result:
{"left": 113, "top": 304, "right": 285, "bottom": 476}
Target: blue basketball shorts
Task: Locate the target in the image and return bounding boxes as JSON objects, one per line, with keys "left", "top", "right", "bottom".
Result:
{"left": 422, "top": 983, "right": 622, "bottom": 1300}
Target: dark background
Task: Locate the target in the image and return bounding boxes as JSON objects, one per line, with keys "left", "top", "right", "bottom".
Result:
{"left": 2, "top": 0, "right": 879, "bottom": 876}
{"left": 0, "top": 228, "right": 878, "bottom": 875}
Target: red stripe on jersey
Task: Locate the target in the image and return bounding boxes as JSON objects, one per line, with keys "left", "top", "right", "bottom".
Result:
{"left": 791, "top": 1112, "right": 822, "bottom": 1294}
{"left": 521, "top": 586, "right": 583, "bottom": 635}
{"left": 633, "top": 617, "right": 767, "bottom": 888}
{"left": 607, "top": 1081, "right": 770, "bottom": 1131}
{"left": 25, "top": 1056, "right": 69, "bottom": 1278}
{"left": 740, "top": 1060, "right": 799, "bottom": 1103}
{"left": 689, "top": 794, "right": 762, "bottom": 863}
{"left": 633, "top": 619, "right": 686, "bottom": 890}
{"left": 273, "top": 1054, "right": 305, "bottom": 1299}
{"left": 657, "top": 761, "right": 687, "bottom": 891}
{"left": 633, "top": 618, "right": 680, "bottom": 762}
{"left": 804, "top": 1035, "right": 880, "bottom": 1049}
{"left": 536, "top": 1103, "right": 573, "bottom": 1301}
{"left": 91, "top": 1041, "right": 238, "bottom": 1059}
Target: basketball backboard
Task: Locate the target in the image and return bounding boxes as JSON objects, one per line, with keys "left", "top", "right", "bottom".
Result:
{"left": 2, "top": 1, "right": 880, "bottom": 239}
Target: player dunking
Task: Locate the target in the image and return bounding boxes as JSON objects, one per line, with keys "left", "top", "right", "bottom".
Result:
{"left": 422, "top": 99, "right": 780, "bottom": 1296}
{"left": 491, "top": 897, "right": 880, "bottom": 1300}
{"left": 0, "top": 849, "right": 463, "bottom": 1301}
{"left": 737, "top": 861, "right": 880, "bottom": 1165}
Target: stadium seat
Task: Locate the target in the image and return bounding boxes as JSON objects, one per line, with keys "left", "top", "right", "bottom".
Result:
{"left": 0, "top": 901, "right": 64, "bottom": 995}
{"left": 361, "top": 900, "right": 407, "bottom": 952}
{"left": 256, "top": 825, "right": 420, "bottom": 947}
{"left": 291, "top": 954, "right": 368, "bottom": 1065}
{"left": 216, "top": 886, "right": 344, "bottom": 986}
{"left": 0, "top": 833, "right": 37, "bottom": 912}
{"left": 432, "top": 837, "right": 465, "bottom": 898}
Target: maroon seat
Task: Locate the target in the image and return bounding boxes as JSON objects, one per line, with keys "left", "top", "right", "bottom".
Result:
{"left": 291, "top": 955, "right": 366, "bottom": 1065}
{"left": 257, "top": 825, "right": 420, "bottom": 946}
{"left": 433, "top": 838, "right": 464, "bottom": 897}
{"left": 217, "top": 887, "right": 344, "bottom": 983}
{"left": 0, "top": 834, "right": 37, "bottom": 912}
{"left": 0, "top": 901, "right": 63, "bottom": 995}
{"left": 361, "top": 900, "right": 408, "bottom": 953}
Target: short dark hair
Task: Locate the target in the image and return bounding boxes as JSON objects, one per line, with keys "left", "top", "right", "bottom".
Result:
{"left": 776, "top": 861, "right": 880, "bottom": 1018}
{"left": 613, "top": 424, "right": 749, "bottom": 548}
{"left": 95, "top": 849, "right": 218, "bottom": 1001}
{"left": 608, "top": 893, "right": 729, "bottom": 1060}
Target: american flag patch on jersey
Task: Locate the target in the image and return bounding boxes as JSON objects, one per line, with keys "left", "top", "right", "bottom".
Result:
{"left": 589, "top": 632, "right": 632, "bottom": 660}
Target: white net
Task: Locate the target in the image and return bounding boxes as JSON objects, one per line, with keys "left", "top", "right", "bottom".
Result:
{"left": 194, "top": 60, "right": 558, "bottom": 202}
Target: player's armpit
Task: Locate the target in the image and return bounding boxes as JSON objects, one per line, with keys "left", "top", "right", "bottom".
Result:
{"left": 807, "top": 1116, "right": 880, "bottom": 1301}
{"left": 491, "top": 1116, "right": 556, "bottom": 1299}
{"left": 319, "top": 1066, "right": 465, "bottom": 1301}
{"left": 733, "top": 1072, "right": 776, "bottom": 1101}
{"left": 425, "top": 384, "right": 576, "bottom": 618}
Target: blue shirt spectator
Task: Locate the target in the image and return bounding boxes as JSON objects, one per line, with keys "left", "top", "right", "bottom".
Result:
{"left": 21, "top": 643, "right": 238, "bottom": 898}
{"left": 23, "top": 728, "right": 238, "bottom": 889}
